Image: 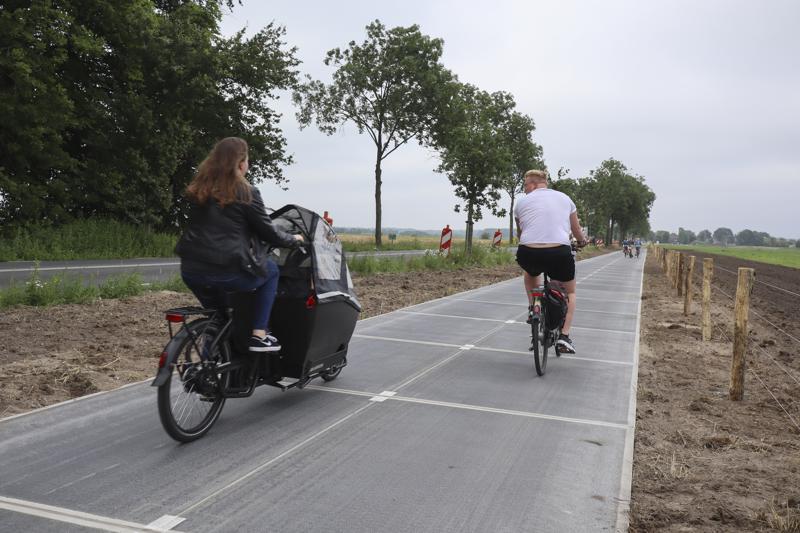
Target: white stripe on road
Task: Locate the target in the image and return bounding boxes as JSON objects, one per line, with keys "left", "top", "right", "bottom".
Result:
{"left": 306, "top": 385, "right": 629, "bottom": 430}
{"left": 352, "top": 334, "right": 634, "bottom": 366}
{"left": 390, "top": 310, "right": 637, "bottom": 335}
{"left": 0, "top": 495, "right": 183, "bottom": 532}
{"left": 0, "top": 262, "right": 180, "bottom": 274}
{"left": 615, "top": 250, "right": 647, "bottom": 532}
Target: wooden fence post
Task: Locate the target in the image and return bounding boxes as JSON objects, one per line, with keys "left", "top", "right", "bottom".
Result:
{"left": 669, "top": 251, "right": 675, "bottom": 283}
{"left": 702, "top": 258, "right": 713, "bottom": 341}
{"left": 729, "top": 267, "right": 755, "bottom": 401}
{"left": 684, "top": 255, "right": 696, "bottom": 315}
{"left": 676, "top": 253, "right": 685, "bottom": 295}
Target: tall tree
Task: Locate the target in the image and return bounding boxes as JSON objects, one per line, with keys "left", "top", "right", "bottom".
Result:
{"left": 713, "top": 227, "right": 734, "bottom": 245}
{"left": 294, "top": 20, "right": 455, "bottom": 247}
{"left": 588, "top": 159, "right": 655, "bottom": 243}
{"left": 0, "top": 0, "right": 299, "bottom": 229}
{"left": 437, "top": 84, "right": 516, "bottom": 255}
{"left": 678, "top": 227, "right": 696, "bottom": 244}
{"left": 697, "top": 229, "right": 712, "bottom": 243}
{"left": 496, "top": 112, "right": 542, "bottom": 244}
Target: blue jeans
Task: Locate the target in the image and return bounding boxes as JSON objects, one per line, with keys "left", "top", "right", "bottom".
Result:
{"left": 181, "top": 259, "right": 279, "bottom": 332}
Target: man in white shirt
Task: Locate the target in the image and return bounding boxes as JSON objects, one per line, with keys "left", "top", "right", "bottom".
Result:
{"left": 515, "top": 170, "right": 587, "bottom": 354}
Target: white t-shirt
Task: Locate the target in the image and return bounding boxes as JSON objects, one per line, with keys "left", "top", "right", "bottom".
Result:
{"left": 514, "top": 188, "right": 576, "bottom": 246}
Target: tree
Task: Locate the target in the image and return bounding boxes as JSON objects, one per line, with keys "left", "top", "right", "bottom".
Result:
{"left": 588, "top": 159, "right": 655, "bottom": 243}
{"left": 0, "top": 0, "right": 299, "bottom": 229}
{"left": 677, "top": 227, "right": 696, "bottom": 245}
{"left": 735, "top": 229, "right": 768, "bottom": 246}
{"left": 713, "top": 227, "right": 734, "bottom": 245}
{"left": 294, "top": 20, "right": 454, "bottom": 247}
{"left": 496, "top": 113, "right": 542, "bottom": 244}
{"left": 697, "top": 229, "right": 712, "bottom": 243}
{"left": 654, "top": 230, "right": 671, "bottom": 243}
{"left": 436, "top": 84, "right": 516, "bottom": 255}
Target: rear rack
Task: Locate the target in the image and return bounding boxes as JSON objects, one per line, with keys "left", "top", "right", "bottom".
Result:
{"left": 164, "top": 306, "right": 219, "bottom": 338}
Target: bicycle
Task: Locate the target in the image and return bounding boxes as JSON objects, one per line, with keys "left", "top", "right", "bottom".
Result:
{"left": 528, "top": 274, "right": 569, "bottom": 376}
{"left": 154, "top": 292, "right": 348, "bottom": 442}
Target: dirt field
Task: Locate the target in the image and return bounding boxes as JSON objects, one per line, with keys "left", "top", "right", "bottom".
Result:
{"left": 630, "top": 251, "right": 800, "bottom": 532}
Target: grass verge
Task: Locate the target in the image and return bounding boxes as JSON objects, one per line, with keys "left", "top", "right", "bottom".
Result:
{"left": 663, "top": 244, "right": 800, "bottom": 269}
{"left": 347, "top": 245, "right": 516, "bottom": 275}
{"left": 0, "top": 270, "right": 189, "bottom": 309}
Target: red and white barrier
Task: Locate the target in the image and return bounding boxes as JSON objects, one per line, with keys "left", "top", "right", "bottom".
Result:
{"left": 439, "top": 225, "right": 453, "bottom": 255}
{"left": 492, "top": 229, "right": 502, "bottom": 248}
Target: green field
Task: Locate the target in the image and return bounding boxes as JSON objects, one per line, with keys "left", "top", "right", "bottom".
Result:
{"left": 663, "top": 244, "right": 800, "bottom": 269}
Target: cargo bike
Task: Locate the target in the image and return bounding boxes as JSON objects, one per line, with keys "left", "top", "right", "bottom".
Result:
{"left": 152, "top": 206, "right": 361, "bottom": 442}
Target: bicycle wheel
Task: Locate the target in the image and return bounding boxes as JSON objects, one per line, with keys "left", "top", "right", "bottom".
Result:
{"left": 157, "top": 318, "right": 231, "bottom": 442}
{"left": 531, "top": 317, "right": 547, "bottom": 376}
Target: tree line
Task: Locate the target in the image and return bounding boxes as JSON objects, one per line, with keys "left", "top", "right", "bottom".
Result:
{"left": 2, "top": 3, "right": 655, "bottom": 253}
{"left": 654, "top": 228, "right": 798, "bottom": 248}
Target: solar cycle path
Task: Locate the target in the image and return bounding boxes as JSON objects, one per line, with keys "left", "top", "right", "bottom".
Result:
{"left": 0, "top": 250, "right": 645, "bottom": 533}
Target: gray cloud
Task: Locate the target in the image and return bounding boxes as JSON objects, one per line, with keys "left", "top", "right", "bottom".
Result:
{"left": 222, "top": 0, "right": 799, "bottom": 238}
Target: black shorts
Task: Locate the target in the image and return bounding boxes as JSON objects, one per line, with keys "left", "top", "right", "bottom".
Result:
{"left": 516, "top": 245, "right": 575, "bottom": 282}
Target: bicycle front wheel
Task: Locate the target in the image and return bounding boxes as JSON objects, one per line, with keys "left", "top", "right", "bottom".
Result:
{"left": 531, "top": 318, "right": 547, "bottom": 376}
{"left": 157, "top": 319, "right": 231, "bottom": 442}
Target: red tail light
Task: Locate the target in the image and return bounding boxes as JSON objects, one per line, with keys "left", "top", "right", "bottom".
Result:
{"left": 165, "top": 313, "right": 184, "bottom": 323}
{"left": 530, "top": 291, "right": 544, "bottom": 298}
{"left": 305, "top": 294, "right": 317, "bottom": 309}
{"left": 158, "top": 351, "right": 168, "bottom": 368}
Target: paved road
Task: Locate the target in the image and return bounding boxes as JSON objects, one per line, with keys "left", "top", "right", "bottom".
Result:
{"left": 0, "top": 251, "right": 644, "bottom": 532}
{"left": 0, "top": 250, "right": 450, "bottom": 288}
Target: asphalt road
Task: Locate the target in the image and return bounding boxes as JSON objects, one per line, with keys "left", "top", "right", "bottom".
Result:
{"left": 0, "top": 250, "right": 444, "bottom": 288}
{"left": 0, "top": 250, "right": 644, "bottom": 532}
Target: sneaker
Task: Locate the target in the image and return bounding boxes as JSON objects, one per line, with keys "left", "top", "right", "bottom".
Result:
{"left": 556, "top": 334, "right": 576, "bottom": 354}
{"left": 526, "top": 311, "right": 534, "bottom": 324}
{"left": 249, "top": 334, "right": 281, "bottom": 352}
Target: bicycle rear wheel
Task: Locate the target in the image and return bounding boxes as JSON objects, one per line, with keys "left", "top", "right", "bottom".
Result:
{"left": 531, "top": 317, "right": 547, "bottom": 376}
{"left": 157, "top": 319, "right": 231, "bottom": 442}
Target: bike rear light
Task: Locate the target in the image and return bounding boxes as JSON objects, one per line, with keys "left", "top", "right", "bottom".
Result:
{"left": 305, "top": 295, "right": 317, "bottom": 309}
{"left": 165, "top": 313, "right": 184, "bottom": 323}
{"left": 530, "top": 291, "right": 544, "bottom": 297}
{"left": 158, "top": 351, "right": 167, "bottom": 368}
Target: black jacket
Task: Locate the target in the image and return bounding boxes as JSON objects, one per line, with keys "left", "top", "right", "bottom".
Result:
{"left": 176, "top": 186, "right": 298, "bottom": 277}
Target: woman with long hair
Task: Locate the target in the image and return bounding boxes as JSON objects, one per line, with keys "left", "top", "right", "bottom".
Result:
{"left": 176, "top": 137, "right": 303, "bottom": 352}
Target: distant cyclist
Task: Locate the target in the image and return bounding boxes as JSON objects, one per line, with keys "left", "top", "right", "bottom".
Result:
{"left": 515, "top": 170, "right": 588, "bottom": 354}
{"left": 622, "top": 238, "right": 630, "bottom": 257}
{"left": 634, "top": 237, "right": 642, "bottom": 258}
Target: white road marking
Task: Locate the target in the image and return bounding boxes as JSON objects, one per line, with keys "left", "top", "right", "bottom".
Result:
{"left": 0, "top": 495, "right": 182, "bottom": 532}
{"left": 307, "top": 385, "right": 628, "bottom": 430}
{"left": 0, "top": 262, "right": 180, "bottom": 274}
{"left": 459, "top": 344, "right": 475, "bottom": 350}
{"left": 352, "top": 333, "right": 634, "bottom": 366}
{"left": 615, "top": 251, "right": 647, "bottom": 532}
{"left": 147, "top": 515, "right": 186, "bottom": 530}
{"left": 395, "top": 310, "right": 637, "bottom": 333}
{"left": 178, "top": 403, "right": 375, "bottom": 516}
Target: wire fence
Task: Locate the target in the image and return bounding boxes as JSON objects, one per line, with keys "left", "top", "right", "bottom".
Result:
{"left": 712, "top": 320, "right": 800, "bottom": 434}
{"left": 714, "top": 263, "right": 800, "bottom": 299}
{"left": 656, "top": 246, "right": 800, "bottom": 434}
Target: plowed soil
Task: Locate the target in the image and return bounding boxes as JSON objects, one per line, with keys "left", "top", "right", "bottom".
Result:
{"left": 631, "top": 251, "right": 800, "bottom": 532}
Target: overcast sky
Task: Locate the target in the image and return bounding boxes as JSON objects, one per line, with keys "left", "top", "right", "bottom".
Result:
{"left": 221, "top": 0, "right": 798, "bottom": 238}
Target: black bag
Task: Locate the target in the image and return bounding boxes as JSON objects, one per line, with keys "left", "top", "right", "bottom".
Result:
{"left": 543, "top": 282, "right": 568, "bottom": 330}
